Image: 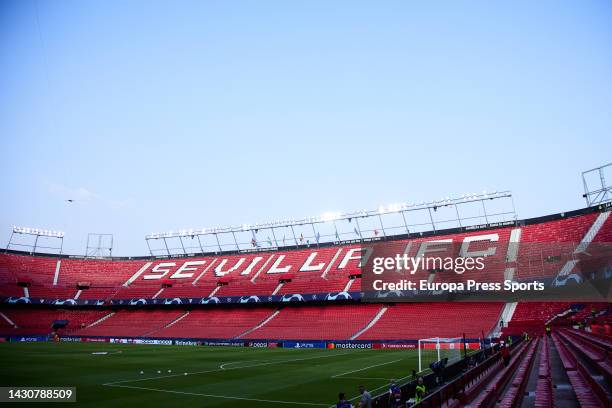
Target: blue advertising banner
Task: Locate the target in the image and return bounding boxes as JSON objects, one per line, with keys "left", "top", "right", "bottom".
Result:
{"left": 282, "top": 341, "right": 326, "bottom": 349}
{"left": 1, "top": 291, "right": 360, "bottom": 307}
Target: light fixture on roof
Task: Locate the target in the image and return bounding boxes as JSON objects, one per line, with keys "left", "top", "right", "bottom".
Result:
{"left": 12, "top": 226, "right": 65, "bottom": 238}
{"left": 321, "top": 212, "right": 340, "bottom": 222}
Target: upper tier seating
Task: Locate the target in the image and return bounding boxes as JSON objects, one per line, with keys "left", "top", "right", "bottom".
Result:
{"left": 1, "top": 209, "right": 609, "bottom": 301}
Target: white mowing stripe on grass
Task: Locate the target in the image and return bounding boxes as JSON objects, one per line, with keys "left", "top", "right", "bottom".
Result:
{"left": 103, "top": 351, "right": 355, "bottom": 386}
{"left": 331, "top": 359, "right": 401, "bottom": 378}
{"left": 106, "top": 384, "right": 329, "bottom": 407}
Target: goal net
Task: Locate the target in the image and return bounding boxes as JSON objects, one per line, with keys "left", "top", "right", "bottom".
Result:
{"left": 417, "top": 337, "right": 466, "bottom": 372}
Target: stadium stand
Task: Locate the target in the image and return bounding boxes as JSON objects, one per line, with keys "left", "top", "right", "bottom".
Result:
{"left": 357, "top": 302, "right": 504, "bottom": 340}
{"left": 154, "top": 308, "right": 278, "bottom": 339}
{"left": 245, "top": 304, "right": 381, "bottom": 340}
{"left": 0, "top": 208, "right": 609, "bottom": 353}
{"left": 73, "top": 310, "right": 185, "bottom": 337}
{"left": 0, "top": 205, "right": 611, "bottom": 408}
{"left": 0, "top": 309, "right": 107, "bottom": 335}
{"left": 503, "top": 302, "right": 572, "bottom": 336}
{"left": 1, "top": 208, "right": 609, "bottom": 302}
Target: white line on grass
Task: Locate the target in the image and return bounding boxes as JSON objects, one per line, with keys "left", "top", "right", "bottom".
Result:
{"left": 219, "top": 360, "right": 269, "bottom": 369}
{"left": 331, "top": 359, "right": 402, "bottom": 378}
{"left": 106, "top": 384, "right": 330, "bottom": 406}
{"left": 103, "top": 351, "right": 355, "bottom": 386}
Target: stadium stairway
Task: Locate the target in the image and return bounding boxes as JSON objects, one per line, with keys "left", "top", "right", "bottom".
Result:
{"left": 492, "top": 302, "right": 518, "bottom": 338}
{"left": 235, "top": 309, "right": 280, "bottom": 339}
{"left": 82, "top": 312, "right": 115, "bottom": 329}
{"left": 349, "top": 306, "right": 387, "bottom": 340}
{"left": 0, "top": 311, "right": 17, "bottom": 330}
{"left": 143, "top": 311, "right": 191, "bottom": 337}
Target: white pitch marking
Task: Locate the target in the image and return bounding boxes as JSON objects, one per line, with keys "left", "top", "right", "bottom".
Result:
{"left": 103, "top": 351, "right": 354, "bottom": 386}
{"left": 91, "top": 350, "right": 123, "bottom": 356}
{"left": 331, "top": 359, "right": 402, "bottom": 378}
{"left": 219, "top": 360, "right": 269, "bottom": 369}
{"left": 106, "top": 384, "right": 330, "bottom": 406}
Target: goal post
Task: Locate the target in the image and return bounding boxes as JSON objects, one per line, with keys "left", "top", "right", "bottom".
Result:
{"left": 417, "top": 337, "right": 467, "bottom": 372}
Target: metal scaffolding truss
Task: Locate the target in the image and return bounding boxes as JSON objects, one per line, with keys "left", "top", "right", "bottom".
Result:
{"left": 582, "top": 163, "right": 612, "bottom": 207}
{"left": 145, "top": 190, "right": 516, "bottom": 256}
{"left": 85, "top": 233, "right": 114, "bottom": 258}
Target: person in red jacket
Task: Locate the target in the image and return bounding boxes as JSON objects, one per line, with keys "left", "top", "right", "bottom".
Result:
{"left": 500, "top": 344, "right": 510, "bottom": 367}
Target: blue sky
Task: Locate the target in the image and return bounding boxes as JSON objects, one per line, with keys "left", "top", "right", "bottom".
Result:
{"left": 1, "top": 0, "right": 611, "bottom": 255}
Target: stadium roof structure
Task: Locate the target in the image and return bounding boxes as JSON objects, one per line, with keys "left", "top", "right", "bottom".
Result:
{"left": 143, "top": 190, "right": 516, "bottom": 256}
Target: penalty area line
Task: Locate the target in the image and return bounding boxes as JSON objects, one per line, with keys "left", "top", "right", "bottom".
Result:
{"left": 105, "top": 384, "right": 330, "bottom": 407}
{"left": 331, "top": 359, "right": 402, "bottom": 378}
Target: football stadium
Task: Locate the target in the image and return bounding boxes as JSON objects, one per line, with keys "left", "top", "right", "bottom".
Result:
{"left": 2, "top": 1, "right": 612, "bottom": 407}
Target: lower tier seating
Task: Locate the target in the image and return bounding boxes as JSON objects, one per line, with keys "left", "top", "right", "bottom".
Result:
{"left": 0, "top": 302, "right": 503, "bottom": 341}
{"left": 0, "top": 309, "right": 107, "bottom": 335}
{"left": 357, "top": 302, "right": 503, "bottom": 340}
{"left": 154, "top": 308, "right": 276, "bottom": 339}
{"left": 246, "top": 304, "right": 381, "bottom": 340}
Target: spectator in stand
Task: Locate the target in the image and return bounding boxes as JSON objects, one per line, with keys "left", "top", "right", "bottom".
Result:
{"left": 414, "top": 376, "right": 427, "bottom": 404}
{"left": 466, "top": 356, "right": 476, "bottom": 370}
{"left": 388, "top": 379, "right": 402, "bottom": 408}
{"left": 501, "top": 344, "right": 510, "bottom": 367}
{"left": 358, "top": 385, "right": 372, "bottom": 408}
{"left": 336, "top": 392, "right": 353, "bottom": 408}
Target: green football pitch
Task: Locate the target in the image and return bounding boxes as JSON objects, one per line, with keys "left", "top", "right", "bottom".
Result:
{"left": 0, "top": 342, "right": 427, "bottom": 407}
